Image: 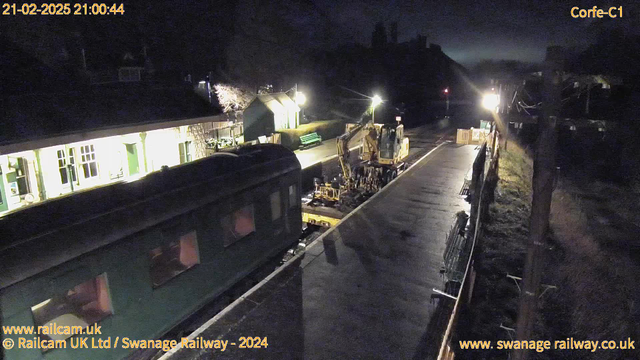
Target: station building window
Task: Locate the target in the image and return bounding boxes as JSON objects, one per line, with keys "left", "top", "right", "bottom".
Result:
{"left": 80, "top": 145, "right": 98, "bottom": 179}
{"left": 14, "top": 157, "right": 31, "bottom": 195}
{"left": 179, "top": 141, "right": 192, "bottom": 164}
{"left": 57, "top": 149, "right": 77, "bottom": 185}
{"left": 270, "top": 191, "right": 281, "bottom": 221}
{"left": 31, "top": 273, "right": 113, "bottom": 344}
{"left": 221, "top": 204, "right": 255, "bottom": 247}
{"left": 149, "top": 231, "right": 199, "bottom": 288}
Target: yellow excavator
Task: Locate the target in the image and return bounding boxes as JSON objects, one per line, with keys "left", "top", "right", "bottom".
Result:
{"left": 355, "top": 121, "right": 410, "bottom": 192}
{"left": 302, "top": 119, "right": 409, "bottom": 227}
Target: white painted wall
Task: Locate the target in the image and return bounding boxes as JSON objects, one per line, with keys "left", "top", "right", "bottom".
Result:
{"left": 0, "top": 123, "right": 214, "bottom": 217}
{"left": 0, "top": 151, "right": 41, "bottom": 213}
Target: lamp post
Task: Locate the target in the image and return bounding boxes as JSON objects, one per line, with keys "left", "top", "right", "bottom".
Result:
{"left": 371, "top": 95, "right": 382, "bottom": 123}
{"left": 291, "top": 83, "right": 306, "bottom": 127}
{"left": 444, "top": 88, "right": 450, "bottom": 115}
{"left": 295, "top": 91, "right": 305, "bottom": 127}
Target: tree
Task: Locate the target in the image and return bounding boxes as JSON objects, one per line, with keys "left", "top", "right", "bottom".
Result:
{"left": 213, "top": 83, "right": 255, "bottom": 113}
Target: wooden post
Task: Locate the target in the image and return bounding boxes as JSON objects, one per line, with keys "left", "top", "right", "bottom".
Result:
{"left": 490, "top": 122, "right": 496, "bottom": 156}
{"left": 585, "top": 83, "right": 591, "bottom": 116}
{"left": 512, "top": 47, "right": 563, "bottom": 360}
{"left": 504, "top": 123, "right": 509, "bottom": 150}
{"left": 481, "top": 149, "right": 500, "bottom": 222}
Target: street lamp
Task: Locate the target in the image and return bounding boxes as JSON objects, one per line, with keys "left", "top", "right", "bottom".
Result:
{"left": 482, "top": 93, "right": 500, "bottom": 112}
{"left": 371, "top": 94, "right": 382, "bottom": 123}
{"left": 443, "top": 88, "right": 450, "bottom": 115}
{"left": 295, "top": 91, "right": 306, "bottom": 105}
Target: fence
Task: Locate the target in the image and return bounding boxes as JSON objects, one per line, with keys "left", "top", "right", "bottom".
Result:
{"left": 456, "top": 128, "right": 492, "bottom": 145}
{"left": 438, "top": 128, "right": 500, "bottom": 359}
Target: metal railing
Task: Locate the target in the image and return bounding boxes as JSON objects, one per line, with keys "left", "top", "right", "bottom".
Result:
{"left": 438, "top": 130, "right": 501, "bottom": 359}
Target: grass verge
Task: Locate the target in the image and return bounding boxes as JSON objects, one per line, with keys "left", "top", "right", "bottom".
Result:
{"left": 538, "top": 181, "right": 639, "bottom": 360}
{"left": 454, "top": 143, "right": 533, "bottom": 359}
{"left": 454, "top": 141, "right": 639, "bottom": 360}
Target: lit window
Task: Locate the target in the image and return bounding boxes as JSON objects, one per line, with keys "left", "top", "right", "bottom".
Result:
{"left": 270, "top": 191, "right": 281, "bottom": 221}
{"left": 221, "top": 205, "right": 255, "bottom": 247}
{"left": 57, "top": 150, "right": 68, "bottom": 184}
{"left": 149, "top": 231, "right": 200, "bottom": 288}
{"left": 288, "top": 184, "right": 297, "bottom": 209}
{"left": 80, "top": 145, "right": 99, "bottom": 179}
{"left": 57, "top": 149, "right": 77, "bottom": 185}
{"left": 69, "top": 148, "right": 77, "bottom": 180}
{"left": 14, "top": 157, "right": 31, "bottom": 195}
{"left": 179, "top": 141, "right": 192, "bottom": 164}
{"left": 31, "top": 274, "right": 112, "bottom": 344}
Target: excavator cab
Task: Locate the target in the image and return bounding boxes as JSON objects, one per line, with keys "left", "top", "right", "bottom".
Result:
{"left": 378, "top": 124, "right": 409, "bottom": 165}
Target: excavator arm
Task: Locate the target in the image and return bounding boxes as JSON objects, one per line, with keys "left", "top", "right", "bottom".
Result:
{"left": 336, "top": 123, "right": 363, "bottom": 189}
{"left": 311, "top": 120, "right": 380, "bottom": 205}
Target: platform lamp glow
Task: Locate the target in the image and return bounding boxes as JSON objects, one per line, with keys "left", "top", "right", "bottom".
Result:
{"left": 295, "top": 91, "right": 306, "bottom": 106}
{"left": 482, "top": 93, "right": 500, "bottom": 112}
{"left": 371, "top": 95, "right": 382, "bottom": 123}
{"left": 294, "top": 90, "right": 306, "bottom": 127}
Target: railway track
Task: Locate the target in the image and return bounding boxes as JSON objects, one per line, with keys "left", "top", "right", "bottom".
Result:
{"left": 137, "top": 123, "right": 456, "bottom": 359}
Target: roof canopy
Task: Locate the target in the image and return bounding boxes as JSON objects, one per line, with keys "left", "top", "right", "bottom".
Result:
{"left": 1, "top": 82, "right": 221, "bottom": 148}
{"left": 251, "top": 92, "right": 300, "bottom": 114}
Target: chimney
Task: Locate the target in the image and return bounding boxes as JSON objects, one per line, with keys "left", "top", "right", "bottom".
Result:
{"left": 416, "top": 35, "right": 427, "bottom": 49}
{"left": 205, "top": 73, "right": 212, "bottom": 104}
{"left": 371, "top": 22, "right": 387, "bottom": 49}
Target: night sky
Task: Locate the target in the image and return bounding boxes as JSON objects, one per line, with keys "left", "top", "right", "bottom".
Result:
{"left": 315, "top": 0, "right": 639, "bottom": 66}
{"left": 2, "top": 0, "right": 639, "bottom": 82}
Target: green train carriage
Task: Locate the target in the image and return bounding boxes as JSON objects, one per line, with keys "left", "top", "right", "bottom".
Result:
{"left": 0, "top": 144, "right": 301, "bottom": 360}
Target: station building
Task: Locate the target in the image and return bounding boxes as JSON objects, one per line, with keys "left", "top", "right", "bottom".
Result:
{"left": 0, "top": 83, "right": 235, "bottom": 216}
{"left": 243, "top": 92, "right": 300, "bottom": 143}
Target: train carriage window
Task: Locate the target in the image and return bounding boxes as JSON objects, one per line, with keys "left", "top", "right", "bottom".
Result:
{"left": 31, "top": 273, "right": 113, "bottom": 346}
{"left": 270, "top": 191, "right": 281, "bottom": 221}
{"left": 221, "top": 204, "right": 255, "bottom": 247}
{"left": 288, "top": 184, "right": 298, "bottom": 209}
{"left": 149, "top": 231, "right": 199, "bottom": 288}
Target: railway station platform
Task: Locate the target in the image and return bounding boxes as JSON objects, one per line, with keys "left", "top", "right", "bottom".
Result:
{"left": 163, "top": 142, "right": 478, "bottom": 360}
{"left": 295, "top": 134, "right": 364, "bottom": 169}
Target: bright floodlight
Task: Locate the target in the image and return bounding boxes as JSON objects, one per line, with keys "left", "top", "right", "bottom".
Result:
{"left": 372, "top": 95, "right": 382, "bottom": 108}
{"left": 295, "top": 91, "right": 306, "bottom": 105}
{"left": 482, "top": 94, "right": 500, "bottom": 111}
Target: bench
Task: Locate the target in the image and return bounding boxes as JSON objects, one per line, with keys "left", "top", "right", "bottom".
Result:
{"left": 299, "top": 132, "right": 322, "bottom": 149}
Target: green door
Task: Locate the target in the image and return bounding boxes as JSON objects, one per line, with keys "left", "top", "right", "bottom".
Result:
{"left": 0, "top": 171, "right": 8, "bottom": 212}
{"left": 126, "top": 144, "right": 139, "bottom": 176}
